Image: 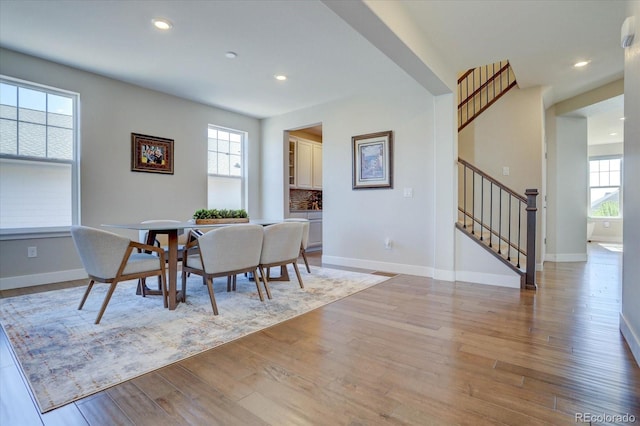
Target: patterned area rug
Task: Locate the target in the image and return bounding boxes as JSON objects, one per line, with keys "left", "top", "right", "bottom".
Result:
{"left": 0, "top": 266, "right": 389, "bottom": 413}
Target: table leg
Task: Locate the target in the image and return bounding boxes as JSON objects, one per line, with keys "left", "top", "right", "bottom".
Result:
{"left": 167, "top": 230, "right": 180, "bottom": 310}
{"left": 266, "top": 265, "right": 291, "bottom": 282}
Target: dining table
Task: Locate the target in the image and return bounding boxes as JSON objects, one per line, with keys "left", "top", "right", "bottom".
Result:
{"left": 102, "top": 219, "right": 284, "bottom": 310}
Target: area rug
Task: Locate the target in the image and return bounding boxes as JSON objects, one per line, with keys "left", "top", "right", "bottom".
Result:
{"left": 0, "top": 265, "right": 389, "bottom": 413}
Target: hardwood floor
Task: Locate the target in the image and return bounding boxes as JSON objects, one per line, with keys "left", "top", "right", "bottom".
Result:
{"left": 1, "top": 246, "right": 639, "bottom": 425}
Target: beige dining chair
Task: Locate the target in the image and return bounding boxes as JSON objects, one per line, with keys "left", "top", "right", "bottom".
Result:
{"left": 259, "top": 222, "right": 305, "bottom": 292}
{"left": 71, "top": 225, "right": 168, "bottom": 324}
{"left": 284, "top": 218, "right": 311, "bottom": 273}
{"left": 181, "top": 224, "right": 266, "bottom": 314}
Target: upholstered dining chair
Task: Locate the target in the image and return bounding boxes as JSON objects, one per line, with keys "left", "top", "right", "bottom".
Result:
{"left": 70, "top": 225, "right": 168, "bottom": 324}
{"left": 181, "top": 224, "right": 265, "bottom": 315}
{"left": 284, "top": 218, "right": 311, "bottom": 273}
{"left": 259, "top": 222, "right": 305, "bottom": 292}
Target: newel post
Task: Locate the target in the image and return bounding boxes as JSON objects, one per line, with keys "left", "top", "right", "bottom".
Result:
{"left": 525, "top": 189, "right": 538, "bottom": 290}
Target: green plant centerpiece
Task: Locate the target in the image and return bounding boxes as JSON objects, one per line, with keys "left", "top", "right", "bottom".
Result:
{"left": 193, "top": 208, "right": 249, "bottom": 224}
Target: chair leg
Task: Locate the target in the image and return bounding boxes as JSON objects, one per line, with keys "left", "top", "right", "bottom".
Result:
{"left": 160, "top": 272, "right": 168, "bottom": 309}
{"left": 140, "top": 278, "right": 147, "bottom": 297}
{"left": 292, "top": 262, "right": 304, "bottom": 289}
{"left": 254, "top": 267, "right": 266, "bottom": 302}
{"left": 301, "top": 248, "right": 311, "bottom": 273}
{"left": 232, "top": 274, "right": 237, "bottom": 291}
{"left": 227, "top": 276, "right": 232, "bottom": 292}
{"left": 78, "top": 279, "right": 95, "bottom": 310}
{"left": 204, "top": 277, "right": 219, "bottom": 315}
{"left": 257, "top": 268, "right": 272, "bottom": 300}
{"left": 95, "top": 282, "right": 118, "bottom": 324}
{"left": 181, "top": 270, "right": 188, "bottom": 304}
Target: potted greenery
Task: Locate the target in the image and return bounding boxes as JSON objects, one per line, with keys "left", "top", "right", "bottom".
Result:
{"left": 193, "top": 208, "right": 249, "bottom": 224}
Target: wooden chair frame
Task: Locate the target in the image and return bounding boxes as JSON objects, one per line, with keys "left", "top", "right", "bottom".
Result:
{"left": 259, "top": 257, "right": 304, "bottom": 291}
{"left": 78, "top": 241, "right": 167, "bottom": 324}
{"left": 181, "top": 233, "right": 269, "bottom": 315}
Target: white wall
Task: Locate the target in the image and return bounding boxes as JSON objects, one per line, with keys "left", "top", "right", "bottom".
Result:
{"left": 455, "top": 229, "right": 521, "bottom": 288}
{"left": 262, "top": 75, "right": 445, "bottom": 277}
{"left": 621, "top": 1, "right": 640, "bottom": 367}
{"left": 546, "top": 116, "right": 588, "bottom": 261}
{"left": 458, "top": 87, "right": 545, "bottom": 269}
{"left": 0, "top": 48, "right": 261, "bottom": 288}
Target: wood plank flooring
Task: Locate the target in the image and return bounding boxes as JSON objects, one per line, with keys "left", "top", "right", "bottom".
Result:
{"left": 1, "top": 246, "right": 639, "bottom": 425}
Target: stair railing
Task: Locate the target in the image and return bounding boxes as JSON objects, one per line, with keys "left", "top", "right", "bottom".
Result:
{"left": 458, "top": 158, "right": 537, "bottom": 289}
{"left": 458, "top": 60, "right": 517, "bottom": 131}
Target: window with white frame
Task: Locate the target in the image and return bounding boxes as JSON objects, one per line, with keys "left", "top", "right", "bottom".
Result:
{"left": 207, "top": 125, "right": 244, "bottom": 209}
{"left": 0, "top": 77, "right": 79, "bottom": 232}
{"left": 589, "top": 156, "right": 622, "bottom": 218}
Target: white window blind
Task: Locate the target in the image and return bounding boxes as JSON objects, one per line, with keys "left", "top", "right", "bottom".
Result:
{"left": 0, "top": 77, "right": 79, "bottom": 233}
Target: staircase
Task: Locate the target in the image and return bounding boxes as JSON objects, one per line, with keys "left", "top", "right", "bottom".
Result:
{"left": 456, "top": 60, "right": 536, "bottom": 289}
{"left": 457, "top": 158, "right": 538, "bottom": 290}
{"left": 458, "top": 60, "right": 517, "bottom": 131}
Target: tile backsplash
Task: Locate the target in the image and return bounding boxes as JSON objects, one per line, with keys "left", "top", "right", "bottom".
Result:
{"left": 290, "top": 189, "right": 322, "bottom": 210}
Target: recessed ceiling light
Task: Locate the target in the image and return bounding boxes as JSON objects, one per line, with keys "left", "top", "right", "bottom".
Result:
{"left": 225, "top": 51, "right": 238, "bottom": 59}
{"left": 152, "top": 18, "right": 173, "bottom": 30}
{"left": 274, "top": 75, "right": 287, "bottom": 81}
{"left": 620, "top": 117, "right": 626, "bottom": 121}
{"left": 609, "top": 132, "right": 618, "bottom": 136}
{"left": 574, "top": 60, "right": 590, "bottom": 68}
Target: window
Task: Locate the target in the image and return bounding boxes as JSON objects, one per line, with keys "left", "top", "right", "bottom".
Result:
{"left": 208, "top": 126, "right": 243, "bottom": 177}
{"left": 207, "top": 125, "right": 245, "bottom": 210}
{"left": 0, "top": 77, "right": 79, "bottom": 234}
{"left": 589, "top": 157, "right": 622, "bottom": 217}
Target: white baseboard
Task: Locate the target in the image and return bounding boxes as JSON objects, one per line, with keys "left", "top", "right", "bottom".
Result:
{"left": 455, "top": 270, "right": 520, "bottom": 289}
{"left": 620, "top": 312, "right": 640, "bottom": 368}
{"left": 0, "top": 269, "right": 88, "bottom": 290}
{"left": 433, "top": 269, "right": 456, "bottom": 282}
{"left": 589, "top": 236, "right": 623, "bottom": 243}
{"left": 544, "top": 253, "right": 588, "bottom": 262}
{"left": 321, "top": 255, "right": 433, "bottom": 277}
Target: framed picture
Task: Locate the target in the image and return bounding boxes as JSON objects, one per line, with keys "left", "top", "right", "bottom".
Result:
{"left": 131, "top": 133, "right": 174, "bottom": 174}
{"left": 352, "top": 130, "right": 393, "bottom": 189}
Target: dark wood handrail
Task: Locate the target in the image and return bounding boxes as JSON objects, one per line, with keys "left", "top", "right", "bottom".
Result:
{"left": 458, "top": 157, "right": 526, "bottom": 203}
{"left": 457, "top": 68, "right": 475, "bottom": 84}
{"left": 458, "top": 62, "right": 511, "bottom": 109}
{"left": 459, "top": 80, "right": 517, "bottom": 132}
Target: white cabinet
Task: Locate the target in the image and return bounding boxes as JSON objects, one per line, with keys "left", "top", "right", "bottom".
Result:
{"left": 290, "top": 137, "right": 322, "bottom": 189}
{"left": 307, "top": 211, "right": 322, "bottom": 249}
{"left": 288, "top": 139, "right": 296, "bottom": 187}
{"left": 296, "top": 139, "right": 313, "bottom": 189}
{"left": 312, "top": 143, "right": 322, "bottom": 190}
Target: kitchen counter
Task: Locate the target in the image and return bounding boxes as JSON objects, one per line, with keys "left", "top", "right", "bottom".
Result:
{"left": 288, "top": 210, "right": 322, "bottom": 250}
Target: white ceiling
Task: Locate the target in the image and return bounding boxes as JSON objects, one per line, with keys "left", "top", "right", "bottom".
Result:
{"left": 0, "top": 0, "right": 629, "bottom": 131}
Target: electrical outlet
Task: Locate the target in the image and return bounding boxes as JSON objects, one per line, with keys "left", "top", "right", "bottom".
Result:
{"left": 28, "top": 246, "right": 38, "bottom": 258}
{"left": 384, "top": 238, "right": 392, "bottom": 250}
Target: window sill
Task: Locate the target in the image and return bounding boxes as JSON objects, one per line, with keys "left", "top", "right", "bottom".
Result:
{"left": 588, "top": 217, "right": 623, "bottom": 220}
{"left": 0, "top": 227, "right": 71, "bottom": 241}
